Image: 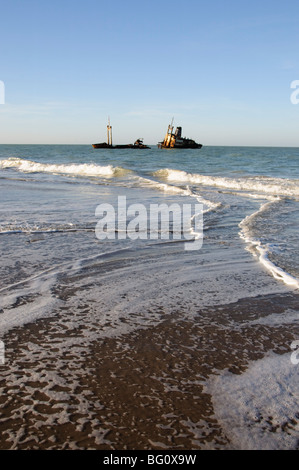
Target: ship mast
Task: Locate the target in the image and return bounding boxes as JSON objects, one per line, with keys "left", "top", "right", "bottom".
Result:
{"left": 107, "top": 117, "right": 112, "bottom": 146}
{"left": 163, "top": 117, "right": 174, "bottom": 147}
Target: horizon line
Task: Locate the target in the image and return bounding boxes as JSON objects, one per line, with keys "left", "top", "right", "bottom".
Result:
{"left": 0, "top": 143, "right": 299, "bottom": 149}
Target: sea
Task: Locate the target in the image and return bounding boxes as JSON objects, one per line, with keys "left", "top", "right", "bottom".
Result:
{"left": 0, "top": 144, "right": 298, "bottom": 450}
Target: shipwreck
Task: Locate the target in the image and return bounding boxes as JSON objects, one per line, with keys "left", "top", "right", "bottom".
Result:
{"left": 158, "top": 119, "right": 202, "bottom": 149}
{"left": 92, "top": 119, "right": 150, "bottom": 149}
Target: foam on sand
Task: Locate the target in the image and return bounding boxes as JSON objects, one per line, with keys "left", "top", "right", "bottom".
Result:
{"left": 204, "top": 352, "right": 299, "bottom": 450}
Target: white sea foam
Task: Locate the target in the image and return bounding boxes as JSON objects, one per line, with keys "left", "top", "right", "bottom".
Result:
{"left": 134, "top": 175, "right": 191, "bottom": 196}
{"left": 0, "top": 273, "right": 60, "bottom": 336}
{"left": 246, "top": 308, "right": 299, "bottom": 326}
{"left": 129, "top": 176, "right": 220, "bottom": 244}
{"left": 154, "top": 170, "right": 299, "bottom": 287}
{"left": 239, "top": 200, "right": 299, "bottom": 289}
{"left": 0, "top": 222, "right": 93, "bottom": 235}
{"left": 204, "top": 352, "right": 299, "bottom": 450}
{"left": 154, "top": 168, "right": 299, "bottom": 198}
{"left": 135, "top": 175, "right": 221, "bottom": 214}
{"left": 0, "top": 157, "right": 121, "bottom": 178}
{"left": 0, "top": 245, "right": 132, "bottom": 336}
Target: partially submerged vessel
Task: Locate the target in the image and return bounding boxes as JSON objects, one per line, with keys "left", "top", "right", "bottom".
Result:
{"left": 92, "top": 119, "right": 150, "bottom": 149}
{"left": 158, "top": 119, "right": 202, "bottom": 149}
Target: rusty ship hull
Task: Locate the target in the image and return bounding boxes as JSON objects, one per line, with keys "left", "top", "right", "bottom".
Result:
{"left": 92, "top": 119, "right": 150, "bottom": 149}
{"left": 158, "top": 122, "right": 202, "bottom": 149}
{"left": 92, "top": 142, "right": 150, "bottom": 149}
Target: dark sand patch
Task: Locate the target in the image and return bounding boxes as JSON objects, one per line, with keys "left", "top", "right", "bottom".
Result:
{"left": 0, "top": 291, "right": 298, "bottom": 449}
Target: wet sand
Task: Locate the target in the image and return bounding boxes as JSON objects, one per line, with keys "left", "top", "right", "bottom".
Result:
{"left": 0, "top": 291, "right": 298, "bottom": 450}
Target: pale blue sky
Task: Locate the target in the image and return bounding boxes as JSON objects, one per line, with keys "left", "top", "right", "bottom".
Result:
{"left": 1, "top": 0, "right": 299, "bottom": 145}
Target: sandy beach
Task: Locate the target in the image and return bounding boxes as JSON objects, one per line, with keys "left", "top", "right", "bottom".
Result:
{"left": 1, "top": 282, "right": 298, "bottom": 449}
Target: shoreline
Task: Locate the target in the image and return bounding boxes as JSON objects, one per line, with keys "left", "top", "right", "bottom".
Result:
{"left": 0, "top": 290, "right": 298, "bottom": 450}
{"left": 0, "top": 144, "right": 298, "bottom": 450}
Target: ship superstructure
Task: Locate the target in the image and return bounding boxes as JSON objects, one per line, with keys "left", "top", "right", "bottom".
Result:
{"left": 158, "top": 119, "right": 202, "bottom": 149}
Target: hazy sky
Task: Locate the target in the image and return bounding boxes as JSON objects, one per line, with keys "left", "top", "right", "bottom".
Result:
{"left": 1, "top": 0, "right": 299, "bottom": 146}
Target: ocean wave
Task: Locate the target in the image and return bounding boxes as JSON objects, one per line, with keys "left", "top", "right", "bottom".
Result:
{"left": 154, "top": 168, "right": 299, "bottom": 198}
{"left": 0, "top": 222, "right": 94, "bottom": 235}
{"left": 0, "top": 157, "right": 127, "bottom": 178}
{"left": 239, "top": 200, "right": 299, "bottom": 289}
{"left": 133, "top": 176, "right": 221, "bottom": 214}
{"left": 134, "top": 175, "right": 190, "bottom": 195}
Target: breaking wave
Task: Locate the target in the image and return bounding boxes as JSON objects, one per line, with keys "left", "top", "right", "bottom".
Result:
{"left": 132, "top": 175, "right": 222, "bottom": 216}
{"left": 239, "top": 200, "right": 299, "bottom": 289}
{"left": 0, "top": 157, "right": 127, "bottom": 178}
{"left": 153, "top": 169, "right": 299, "bottom": 288}
{"left": 154, "top": 168, "right": 299, "bottom": 198}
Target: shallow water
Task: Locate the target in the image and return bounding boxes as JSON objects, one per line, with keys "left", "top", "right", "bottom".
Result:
{"left": 0, "top": 144, "right": 298, "bottom": 449}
